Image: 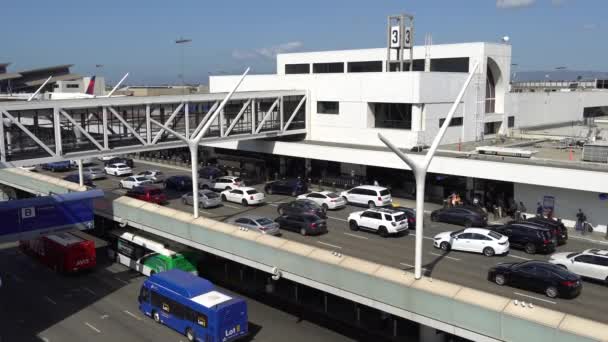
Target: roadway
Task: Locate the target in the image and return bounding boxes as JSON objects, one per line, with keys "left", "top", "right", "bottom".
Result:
{"left": 37, "top": 160, "right": 608, "bottom": 324}
{"left": 0, "top": 241, "right": 358, "bottom": 342}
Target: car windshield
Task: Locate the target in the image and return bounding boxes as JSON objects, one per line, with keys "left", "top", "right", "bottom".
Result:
{"left": 204, "top": 192, "right": 219, "bottom": 198}
{"left": 567, "top": 252, "right": 581, "bottom": 259}
{"left": 234, "top": 178, "right": 242, "bottom": 183}
{"left": 450, "top": 229, "right": 464, "bottom": 237}
{"left": 326, "top": 192, "right": 339, "bottom": 198}
{"left": 134, "top": 177, "right": 147, "bottom": 181}
{"left": 488, "top": 231, "right": 503, "bottom": 239}
{"left": 379, "top": 189, "right": 390, "bottom": 196}
{"left": 256, "top": 218, "right": 274, "bottom": 225}
{"left": 246, "top": 190, "right": 258, "bottom": 195}
{"left": 90, "top": 168, "right": 101, "bottom": 172}
{"left": 394, "top": 214, "right": 406, "bottom": 221}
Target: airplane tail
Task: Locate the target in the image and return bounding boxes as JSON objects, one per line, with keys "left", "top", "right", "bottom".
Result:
{"left": 85, "top": 76, "right": 96, "bottom": 95}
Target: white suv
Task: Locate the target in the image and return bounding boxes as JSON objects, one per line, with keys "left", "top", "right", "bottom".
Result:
{"left": 348, "top": 208, "right": 408, "bottom": 237}
{"left": 212, "top": 176, "right": 242, "bottom": 191}
{"left": 340, "top": 185, "right": 392, "bottom": 208}
{"left": 549, "top": 249, "right": 608, "bottom": 283}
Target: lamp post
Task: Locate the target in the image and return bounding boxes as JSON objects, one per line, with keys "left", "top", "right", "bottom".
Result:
{"left": 175, "top": 37, "right": 192, "bottom": 95}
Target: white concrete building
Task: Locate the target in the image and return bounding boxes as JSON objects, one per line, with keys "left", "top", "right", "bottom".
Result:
{"left": 53, "top": 76, "right": 106, "bottom": 96}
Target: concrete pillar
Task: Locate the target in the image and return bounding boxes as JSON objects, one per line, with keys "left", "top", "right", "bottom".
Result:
{"left": 304, "top": 158, "right": 312, "bottom": 179}
{"left": 411, "top": 104, "right": 424, "bottom": 132}
{"left": 419, "top": 325, "right": 446, "bottom": 342}
{"left": 279, "top": 156, "right": 286, "bottom": 177}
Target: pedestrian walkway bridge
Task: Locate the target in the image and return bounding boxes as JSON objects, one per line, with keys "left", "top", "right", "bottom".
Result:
{"left": 1, "top": 167, "right": 607, "bottom": 342}
{"left": 0, "top": 90, "right": 307, "bottom": 167}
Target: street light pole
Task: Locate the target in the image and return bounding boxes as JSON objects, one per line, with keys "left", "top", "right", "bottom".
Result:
{"left": 175, "top": 37, "right": 192, "bottom": 95}
{"left": 379, "top": 62, "right": 479, "bottom": 279}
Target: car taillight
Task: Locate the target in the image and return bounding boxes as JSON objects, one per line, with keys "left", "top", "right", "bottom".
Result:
{"left": 235, "top": 182, "right": 241, "bottom": 186}
{"left": 543, "top": 239, "right": 550, "bottom": 245}
{"left": 331, "top": 199, "right": 337, "bottom": 202}
{"left": 561, "top": 280, "right": 577, "bottom": 287}
{"left": 259, "top": 226, "right": 268, "bottom": 231}
{"left": 311, "top": 223, "right": 317, "bottom": 229}
{"left": 250, "top": 196, "right": 254, "bottom": 200}
{"left": 408, "top": 217, "right": 414, "bottom": 223}
{"left": 377, "top": 197, "right": 382, "bottom": 201}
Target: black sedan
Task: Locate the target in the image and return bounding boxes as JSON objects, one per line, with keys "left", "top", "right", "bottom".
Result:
{"left": 488, "top": 261, "right": 582, "bottom": 299}
{"left": 264, "top": 178, "right": 308, "bottom": 196}
{"left": 430, "top": 206, "right": 488, "bottom": 227}
{"left": 63, "top": 174, "right": 94, "bottom": 187}
{"left": 275, "top": 213, "right": 327, "bottom": 236}
{"left": 164, "top": 175, "right": 193, "bottom": 191}
{"left": 277, "top": 199, "right": 327, "bottom": 219}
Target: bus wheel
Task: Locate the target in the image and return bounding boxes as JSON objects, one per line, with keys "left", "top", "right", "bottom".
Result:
{"left": 186, "top": 328, "right": 195, "bottom": 342}
{"left": 153, "top": 311, "right": 160, "bottom": 323}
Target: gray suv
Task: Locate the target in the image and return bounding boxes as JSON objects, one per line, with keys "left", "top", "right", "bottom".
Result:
{"left": 181, "top": 190, "right": 222, "bottom": 208}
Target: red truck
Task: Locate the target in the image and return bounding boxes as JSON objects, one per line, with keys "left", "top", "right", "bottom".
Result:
{"left": 19, "top": 232, "right": 96, "bottom": 273}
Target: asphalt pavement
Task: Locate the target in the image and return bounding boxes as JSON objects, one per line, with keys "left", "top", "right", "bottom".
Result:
{"left": 37, "top": 160, "right": 608, "bottom": 324}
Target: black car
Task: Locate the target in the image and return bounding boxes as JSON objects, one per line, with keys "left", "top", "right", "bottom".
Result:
{"left": 63, "top": 174, "right": 94, "bottom": 186}
{"left": 264, "top": 178, "right": 308, "bottom": 196}
{"left": 105, "top": 157, "right": 134, "bottom": 168}
{"left": 491, "top": 222, "right": 555, "bottom": 254}
{"left": 430, "top": 206, "right": 488, "bottom": 228}
{"left": 277, "top": 199, "right": 327, "bottom": 219}
{"left": 521, "top": 216, "right": 568, "bottom": 245}
{"left": 275, "top": 213, "right": 328, "bottom": 236}
{"left": 199, "top": 166, "right": 224, "bottom": 180}
{"left": 488, "top": 261, "right": 582, "bottom": 299}
{"left": 392, "top": 206, "right": 416, "bottom": 229}
{"left": 164, "top": 175, "right": 193, "bottom": 191}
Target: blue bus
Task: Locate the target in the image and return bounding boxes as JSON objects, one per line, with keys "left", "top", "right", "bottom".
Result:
{"left": 138, "top": 270, "right": 248, "bottom": 342}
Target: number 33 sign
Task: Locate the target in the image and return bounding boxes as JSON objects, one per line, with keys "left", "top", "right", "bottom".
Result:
{"left": 390, "top": 26, "right": 412, "bottom": 49}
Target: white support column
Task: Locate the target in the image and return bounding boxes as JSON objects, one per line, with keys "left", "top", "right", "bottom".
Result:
{"left": 146, "top": 105, "right": 152, "bottom": 144}
{"left": 279, "top": 96, "right": 284, "bottom": 130}
{"left": 102, "top": 107, "right": 109, "bottom": 149}
{"left": 53, "top": 107, "right": 62, "bottom": 156}
{"left": 219, "top": 106, "right": 225, "bottom": 137}
{"left": 77, "top": 159, "right": 84, "bottom": 187}
{"left": 189, "top": 143, "right": 200, "bottom": 218}
{"left": 185, "top": 102, "right": 190, "bottom": 139}
{"left": 251, "top": 99, "right": 256, "bottom": 134}
{"left": 0, "top": 113, "right": 5, "bottom": 163}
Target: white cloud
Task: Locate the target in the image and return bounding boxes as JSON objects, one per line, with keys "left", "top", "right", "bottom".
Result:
{"left": 231, "top": 41, "right": 303, "bottom": 60}
{"left": 496, "top": 0, "right": 535, "bottom": 8}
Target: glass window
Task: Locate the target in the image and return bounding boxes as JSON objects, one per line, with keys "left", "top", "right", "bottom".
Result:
{"left": 232, "top": 190, "right": 243, "bottom": 195}
{"left": 371, "top": 212, "right": 382, "bottom": 220}
{"left": 326, "top": 192, "right": 339, "bottom": 198}
{"left": 370, "top": 103, "right": 412, "bottom": 129}
{"left": 488, "top": 231, "right": 503, "bottom": 240}
{"left": 347, "top": 61, "right": 382, "bottom": 73}
{"left": 384, "top": 214, "right": 393, "bottom": 221}
{"left": 256, "top": 218, "right": 274, "bottom": 226}
{"left": 379, "top": 189, "right": 390, "bottom": 196}
{"left": 508, "top": 116, "right": 515, "bottom": 128}
{"left": 458, "top": 233, "right": 472, "bottom": 239}
{"left": 246, "top": 190, "right": 258, "bottom": 195}
{"left": 575, "top": 255, "right": 594, "bottom": 264}
{"left": 285, "top": 63, "right": 310, "bottom": 74}
{"left": 317, "top": 101, "right": 339, "bottom": 114}
{"left": 313, "top": 62, "right": 344, "bottom": 73}
{"left": 235, "top": 218, "right": 248, "bottom": 224}
{"left": 594, "top": 256, "right": 608, "bottom": 267}
{"left": 439, "top": 117, "right": 463, "bottom": 127}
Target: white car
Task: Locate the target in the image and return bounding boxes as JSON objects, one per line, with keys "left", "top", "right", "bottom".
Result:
{"left": 347, "top": 208, "right": 408, "bottom": 237}
{"left": 433, "top": 228, "right": 509, "bottom": 257}
{"left": 137, "top": 170, "right": 165, "bottom": 183}
{"left": 549, "top": 249, "right": 608, "bottom": 282}
{"left": 212, "top": 176, "right": 242, "bottom": 191}
{"left": 98, "top": 155, "right": 117, "bottom": 162}
{"left": 220, "top": 187, "right": 265, "bottom": 206}
{"left": 120, "top": 175, "right": 153, "bottom": 189}
{"left": 19, "top": 165, "right": 37, "bottom": 172}
{"left": 104, "top": 163, "right": 133, "bottom": 176}
{"left": 297, "top": 191, "right": 346, "bottom": 210}
{"left": 340, "top": 185, "right": 392, "bottom": 208}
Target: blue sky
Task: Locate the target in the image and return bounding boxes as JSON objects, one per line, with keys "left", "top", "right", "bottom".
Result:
{"left": 1, "top": 0, "right": 604, "bottom": 84}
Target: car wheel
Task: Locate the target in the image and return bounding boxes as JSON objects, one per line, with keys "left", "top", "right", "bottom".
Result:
{"left": 545, "top": 286, "right": 558, "bottom": 298}
{"left": 322, "top": 203, "right": 329, "bottom": 211}
{"left": 349, "top": 220, "right": 359, "bottom": 231}
{"left": 464, "top": 219, "right": 473, "bottom": 228}
{"left": 186, "top": 328, "right": 195, "bottom": 342}
{"left": 378, "top": 226, "right": 389, "bottom": 238}
{"left": 242, "top": 199, "right": 248, "bottom": 207}
{"left": 524, "top": 243, "right": 536, "bottom": 254}
{"left": 494, "top": 274, "right": 506, "bottom": 286}
{"left": 300, "top": 227, "right": 307, "bottom": 236}
{"left": 483, "top": 247, "right": 495, "bottom": 257}
{"left": 430, "top": 214, "right": 438, "bottom": 222}
{"left": 153, "top": 311, "right": 160, "bottom": 323}
{"left": 440, "top": 242, "right": 451, "bottom": 251}
{"left": 368, "top": 201, "right": 376, "bottom": 209}
{"left": 221, "top": 194, "right": 227, "bottom": 201}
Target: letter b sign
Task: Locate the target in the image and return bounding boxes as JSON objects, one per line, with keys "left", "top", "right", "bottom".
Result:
{"left": 21, "top": 207, "right": 36, "bottom": 219}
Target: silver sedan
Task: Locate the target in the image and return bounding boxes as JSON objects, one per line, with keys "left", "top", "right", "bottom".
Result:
{"left": 181, "top": 190, "right": 222, "bottom": 208}
{"left": 228, "top": 216, "right": 281, "bottom": 236}
{"left": 137, "top": 170, "right": 165, "bottom": 183}
{"left": 83, "top": 167, "right": 106, "bottom": 180}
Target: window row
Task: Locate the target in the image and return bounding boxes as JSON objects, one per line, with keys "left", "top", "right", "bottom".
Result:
{"left": 150, "top": 290, "right": 209, "bottom": 327}
{"left": 286, "top": 57, "right": 470, "bottom": 74}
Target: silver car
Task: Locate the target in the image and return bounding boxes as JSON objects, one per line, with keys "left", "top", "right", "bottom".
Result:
{"left": 137, "top": 170, "right": 165, "bottom": 183}
{"left": 83, "top": 167, "right": 106, "bottom": 180}
{"left": 181, "top": 190, "right": 222, "bottom": 208}
{"left": 228, "top": 216, "right": 281, "bottom": 236}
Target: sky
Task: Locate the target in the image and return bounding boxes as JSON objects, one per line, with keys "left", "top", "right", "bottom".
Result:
{"left": 1, "top": 0, "right": 605, "bottom": 85}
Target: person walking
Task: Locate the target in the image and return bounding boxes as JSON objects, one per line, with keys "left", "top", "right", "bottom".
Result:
{"left": 576, "top": 209, "right": 586, "bottom": 235}
{"left": 536, "top": 202, "right": 543, "bottom": 217}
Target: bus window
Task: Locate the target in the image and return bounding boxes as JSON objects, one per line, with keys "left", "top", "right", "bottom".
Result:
{"left": 139, "top": 286, "right": 150, "bottom": 304}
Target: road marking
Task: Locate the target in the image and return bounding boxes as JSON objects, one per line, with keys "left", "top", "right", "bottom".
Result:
{"left": 328, "top": 216, "right": 347, "bottom": 222}
{"left": 85, "top": 322, "right": 101, "bottom": 333}
{"left": 317, "top": 241, "right": 343, "bottom": 249}
{"left": 507, "top": 254, "right": 532, "bottom": 261}
{"left": 514, "top": 292, "right": 556, "bottom": 305}
{"left": 429, "top": 252, "right": 461, "bottom": 261}
{"left": 113, "top": 277, "right": 129, "bottom": 285}
{"left": 223, "top": 204, "right": 240, "bottom": 209}
{"left": 344, "top": 232, "right": 368, "bottom": 240}
{"left": 82, "top": 287, "right": 96, "bottom": 295}
{"left": 568, "top": 235, "right": 608, "bottom": 245}
{"left": 101, "top": 314, "right": 109, "bottom": 320}
{"left": 44, "top": 296, "right": 57, "bottom": 305}
{"left": 124, "top": 310, "right": 142, "bottom": 321}
{"left": 399, "top": 262, "right": 428, "bottom": 271}
{"left": 269, "top": 203, "right": 279, "bottom": 207}
{"left": 409, "top": 233, "right": 435, "bottom": 241}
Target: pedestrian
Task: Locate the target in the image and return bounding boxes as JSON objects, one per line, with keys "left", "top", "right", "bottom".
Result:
{"left": 536, "top": 202, "right": 543, "bottom": 217}
{"left": 373, "top": 179, "right": 379, "bottom": 187}
{"left": 576, "top": 209, "right": 586, "bottom": 235}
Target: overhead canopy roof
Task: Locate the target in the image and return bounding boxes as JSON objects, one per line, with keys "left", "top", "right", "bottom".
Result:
{"left": 22, "top": 73, "right": 82, "bottom": 87}
{"left": 18, "top": 64, "right": 74, "bottom": 75}
{"left": 0, "top": 73, "right": 22, "bottom": 81}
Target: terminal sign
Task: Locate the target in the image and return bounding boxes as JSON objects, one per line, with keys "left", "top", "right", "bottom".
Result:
{"left": 390, "top": 26, "right": 401, "bottom": 48}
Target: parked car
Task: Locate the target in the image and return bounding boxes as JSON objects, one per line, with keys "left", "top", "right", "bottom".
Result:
{"left": 63, "top": 174, "right": 94, "bottom": 187}
{"left": 347, "top": 208, "right": 409, "bottom": 237}
{"left": 277, "top": 199, "right": 327, "bottom": 219}
{"left": 433, "top": 228, "right": 509, "bottom": 256}
{"left": 199, "top": 166, "right": 225, "bottom": 180}
{"left": 42, "top": 161, "right": 72, "bottom": 172}
{"left": 297, "top": 191, "right": 346, "bottom": 210}
{"left": 212, "top": 176, "right": 242, "bottom": 191}
{"left": 228, "top": 216, "right": 281, "bottom": 236}
{"left": 69, "top": 157, "right": 96, "bottom": 166}
{"left": 275, "top": 213, "right": 327, "bottom": 236}
{"left": 125, "top": 185, "right": 167, "bottom": 204}
{"left": 340, "top": 185, "right": 392, "bottom": 208}
{"left": 220, "top": 187, "right": 265, "bottom": 206}
{"left": 521, "top": 216, "right": 568, "bottom": 245}
{"left": 490, "top": 222, "right": 556, "bottom": 254}
{"left": 136, "top": 170, "right": 165, "bottom": 183}
{"left": 104, "top": 163, "right": 133, "bottom": 176}
{"left": 164, "top": 175, "right": 193, "bottom": 191}
{"left": 83, "top": 167, "right": 106, "bottom": 180}
{"left": 19, "top": 165, "right": 37, "bottom": 172}
{"left": 264, "top": 178, "right": 308, "bottom": 196}
{"left": 488, "top": 261, "right": 582, "bottom": 299}
{"left": 120, "top": 175, "right": 153, "bottom": 189}
{"left": 98, "top": 155, "right": 117, "bottom": 162}
{"left": 430, "top": 206, "right": 488, "bottom": 228}
{"left": 181, "top": 190, "right": 222, "bottom": 208}
{"left": 392, "top": 206, "right": 416, "bottom": 228}
{"left": 104, "top": 157, "right": 134, "bottom": 168}
{"left": 549, "top": 249, "right": 608, "bottom": 283}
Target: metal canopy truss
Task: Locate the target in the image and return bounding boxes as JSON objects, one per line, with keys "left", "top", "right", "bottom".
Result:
{"left": 0, "top": 90, "right": 307, "bottom": 167}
